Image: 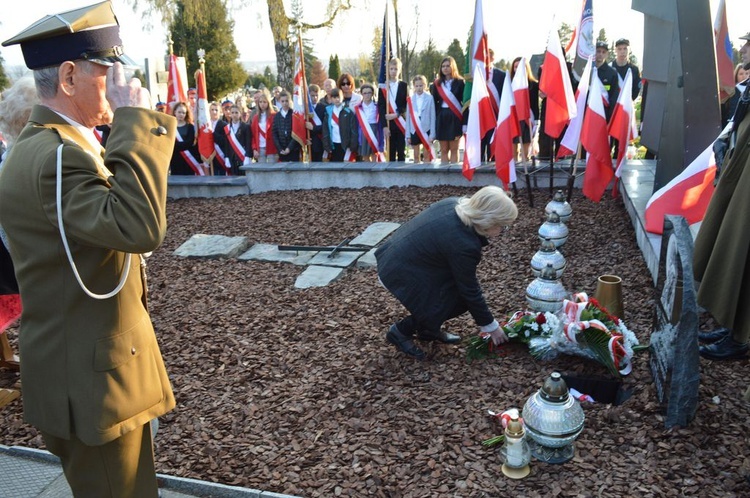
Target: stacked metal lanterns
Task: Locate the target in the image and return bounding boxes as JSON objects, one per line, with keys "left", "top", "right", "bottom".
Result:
{"left": 526, "top": 264, "right": 567, "bottom": 313}
{"left": 531, "top": 238, "right": 566, "bottom": 278}
{"left": 545, "top": 190, "right": 572, "bottom": 223}
{"left": 537, "top": 211, "right": 568, "bottom": 248}
{"left": 522, "top": 372, "right": 585, "bottom": 464}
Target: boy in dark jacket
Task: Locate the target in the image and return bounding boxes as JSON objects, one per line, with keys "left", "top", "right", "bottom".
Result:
{"left": 272, "top": 91, "right": 301, "bottom": 162}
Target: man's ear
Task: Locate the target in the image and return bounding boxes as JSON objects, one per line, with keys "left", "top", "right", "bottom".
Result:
{"left": 58, "top": 62, "right": 77, "bottom": 97}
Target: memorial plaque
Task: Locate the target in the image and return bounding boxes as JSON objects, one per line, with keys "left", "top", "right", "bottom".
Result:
{"left": 649, "top": 215, "right": 700, "bottom": 428}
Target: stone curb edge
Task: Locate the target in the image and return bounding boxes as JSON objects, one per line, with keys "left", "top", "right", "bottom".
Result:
{"left": 0, "top": 445, "right": 301, "bottom": 498}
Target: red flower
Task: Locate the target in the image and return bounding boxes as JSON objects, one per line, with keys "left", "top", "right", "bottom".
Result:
{"left": 535, "top": 313, "right": 547, "bottom": 325}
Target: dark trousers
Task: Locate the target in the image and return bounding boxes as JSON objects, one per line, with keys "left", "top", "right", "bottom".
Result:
{"left": 481, "top": 129, "right": 495, "bottom": 162}
{"left": 387, "top": 121, "right": 406, "bottom": 161}
{"left": 279, "top": 149, "right": 300, "bottom": 162}
{"left": 311, "top": 135, "right": 324, "bottom": 162}
{"left": 395, "top": 293, "right": 469, "bottom": 336}
{"left": 330, "top": 144, "right": 346, "bottom": 162}
{"left": 42, "top": 422, "right": 158, "bottom": 498}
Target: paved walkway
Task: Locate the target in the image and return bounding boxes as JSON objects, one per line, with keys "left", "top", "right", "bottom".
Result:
{"left": 0, "top": 445, "right": 298, "bottom": 498}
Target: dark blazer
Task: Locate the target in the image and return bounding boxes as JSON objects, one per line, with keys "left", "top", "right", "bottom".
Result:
{"left": 375, "top": 198, "right": 494, "bottom": 327}
{"left": 596, "top": 63, "right": 621, "bottom": 122}
{"left": 610, "top": 61, "right": 642, "bottom": 101}
{"left": 169, "top": 123, "right": 198, "bottom": 175}
{"left": 378, "top": 80, "right": 408, "bottom": 127}
{"left": 0, "top": 105, "right": 176, "bottom": 445}
{"left": 271, "top": 110, "right": 300, "bottom": 153}
{"left": 488, "top": 68, "right": 507, "bottom": 111}
{"left": 430, "top": 78, "right": 465, "bottom": 112}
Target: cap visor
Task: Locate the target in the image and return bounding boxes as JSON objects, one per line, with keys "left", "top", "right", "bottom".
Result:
{"left": 87, "top": 53, "right": 139, "bottom": 68}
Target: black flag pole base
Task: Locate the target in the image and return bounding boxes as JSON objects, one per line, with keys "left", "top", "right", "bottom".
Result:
{"left": 566, "top": 175, "right": 576, "bottom": 203}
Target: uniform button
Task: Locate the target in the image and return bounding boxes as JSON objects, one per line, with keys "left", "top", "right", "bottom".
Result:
{"left": 155, "top": 126, "right": 168, "bottom": 136}
{"left": 131, "top": 347, "right": 137, "bottom": 355}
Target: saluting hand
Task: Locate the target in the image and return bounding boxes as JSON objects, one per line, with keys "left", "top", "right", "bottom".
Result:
{"left": 106, "top": 62, "right": 151, "bottom": 111}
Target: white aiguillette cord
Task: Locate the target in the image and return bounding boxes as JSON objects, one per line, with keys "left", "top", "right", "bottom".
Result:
{"left": 56, "top": 144, "right": 131, "bottom": 299}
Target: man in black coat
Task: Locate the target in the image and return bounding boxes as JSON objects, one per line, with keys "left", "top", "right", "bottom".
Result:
{"left": 376, "top": 186, "right": 517, "bottom": 360}
{"left": 595, "top": 41, "right": 620, "bottom": 123}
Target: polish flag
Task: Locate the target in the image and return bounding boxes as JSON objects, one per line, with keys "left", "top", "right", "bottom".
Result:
{"left": 493, "top": 69, "right": 520, "bottom": 188}
{"left": 558, "top": 57, "right": 593, "bottom": 158}
{"left": 539, "top": 27, "right": 577, "bottom": 139}
{"left": 644, "top": 143, "right": 717, "bottom": 234}
{"left": 194, "top": 69, "right": 215, "bottom": 163}
{"left": 511, "top": 57, "right": 531, "bottom": 124}
{"left": 714, "top": 0, "right": 735, "bottom": 103}
{"left": 462, "top": 65, "right": 497, "bottom": 181}
{"left": 463, "top": 0, "right": 492, "bottom": 110}
{"left": 167, "top": 54, "right": 188, "bottom": 114}
{"left": 580, "top": 72, "right": 613, "bottom": 202}
{"left": 291, "top": 37, "right": 309, "bottom": 150}
{"left": 608, "top": 69, "right": 638, "bottom": 177}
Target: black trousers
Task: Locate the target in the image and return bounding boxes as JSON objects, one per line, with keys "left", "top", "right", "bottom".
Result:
{"left": 395, "top": 292, "right": 469, "bottom": 336}
{"left": 387, "top": 121, "right": 406, "bottom": 161}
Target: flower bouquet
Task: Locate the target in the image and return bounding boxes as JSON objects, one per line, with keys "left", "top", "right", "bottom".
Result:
{"left": 528, "top": 293, "right": 640, "bottom": 376}
{"left": 465, "top": 293, "right": 640, "bottom": 376}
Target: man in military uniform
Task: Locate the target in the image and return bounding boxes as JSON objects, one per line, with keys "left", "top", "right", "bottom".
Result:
{"left": 0, "top": 2, "right": 176, "bottom": 496}
{"left": 694, "top": 31, "right": 750, "bottom": 365}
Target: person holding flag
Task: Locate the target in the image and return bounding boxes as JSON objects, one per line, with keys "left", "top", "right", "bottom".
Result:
{"left": 379, "top": 58, "right": 408, "bottom": 161}
{"left": 431, "top": 56, "right": 465, "bottom": 164}
{"left": 510, "top": 57, "right": 540, "bottom": 163}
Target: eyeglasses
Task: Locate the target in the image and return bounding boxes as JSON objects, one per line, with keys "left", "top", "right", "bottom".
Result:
{"left": 341, "top": 82, "right": 352, "bottom": 87}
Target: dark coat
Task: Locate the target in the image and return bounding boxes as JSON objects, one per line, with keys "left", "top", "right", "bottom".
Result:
{"left": 610, "top": 61, "right": 642, "bottom": 101}
{"left": 169, "top": 123, "right": 198, "bottom": 175}
{"left": 694, "top": 85, "right": 750, "bottom": 340}
{"left": 322, "top": 104, "right": 359, "bottom": 152}
{"left": 378, "top": 80, "right": 408, "bottom": 128}
{"left": 271, "top": 110, "right": 300, "bottom": 153}
{"left": 596, "top": 63, "right": 621, "bottom": 122}
{"left": 214, "top": 121, "right": 251, "bottom": 174}
{"left": 0, "top": 105, "right": 176, "bottom": 445}
{"left": 375, "top": 198, "right": 494, "bottom": 328}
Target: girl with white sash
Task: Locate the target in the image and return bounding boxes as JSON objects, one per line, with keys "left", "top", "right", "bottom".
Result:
{"left": 405, "top": 75, "right": 436, "bottom": 164}
{"left": 378, "top": 58, "right": 408, "bottom": 161}
{"left": 251, "top": 89, "right": 278, "bottom": 163}
{"left": 430, "top": 56, "right": 465, "bottom": 164}
{"left": 355, "top": 83, "right": 384, "bottom": 162}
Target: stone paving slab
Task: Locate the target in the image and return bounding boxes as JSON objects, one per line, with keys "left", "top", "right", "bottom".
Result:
{"left": 174, "top": 234, "right": 249, "bottom": 259}
{"left": 356, "top": 248, "right": 378, "bottom": 269}
{"left": 306, "top": 249, "right": 366, "bottom": 268}
{"left": 349, "top": 222, "right": 400, "bottom": 247}
{"left": 294, "top": 265, "right": 345, "bottom": 288}
{"left": 238, "top": 243, "right": 318, "bottom": 265}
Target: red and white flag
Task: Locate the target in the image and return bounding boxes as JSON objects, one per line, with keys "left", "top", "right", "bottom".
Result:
{"left": 167, "top": 54, "right": 188, "bottom": 114}
{"left": 194, "top": 69, "right": 214, "bottom": 163}
{"left": 714, "top": 0, "right": 736, "bottom": 103}
{"left": 493, "top": 69, "right": 520, "bottom": 188}
{"left": 558, "top": 57, "right": 593, "bottom": 158}
{"left": 291, "top": 36, "right": 308, "bottom": 151}
{"left": 511, "top": 57, "right": 531, "bottom": 125}
{"left": 644, "top": 143, "right": 717, "bottom": 234}
{"left": 539, "top": 27, "right": 577, "bottom": 139}
{"left": 580, "top": 72, "right": 613, "bottom": 202}
{"left": 462, "top": 65, "right": 496, "bottom": 181}
{"left": 464, "top": 0, "right": 492, "bottom": 111}
{"left": 608, "top": 69, "right": 638, "bottom": 178}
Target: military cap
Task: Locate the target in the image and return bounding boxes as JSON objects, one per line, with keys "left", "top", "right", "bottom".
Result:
{"left": 740, "top": 32, "right": 750, "bottom": 41}
{"left": 595, "top": 40, "right": 609, "bottom": 50}
{"left": 615, "top": 38, "right": 630, "bottom": 47}
{"left": 1, "top": 1, "right": 136, "bottom": 70}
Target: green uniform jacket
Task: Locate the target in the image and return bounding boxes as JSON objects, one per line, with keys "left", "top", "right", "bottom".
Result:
{"left": 0, "top": 105, "right": 177, "bottom": 446}
{"left": 694, "top": 102, "right": 750, "bottom": 340}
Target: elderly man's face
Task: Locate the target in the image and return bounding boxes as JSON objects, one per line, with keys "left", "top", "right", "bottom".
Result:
{"left": 70, "top": 61, "right": 111, "bottom": 128}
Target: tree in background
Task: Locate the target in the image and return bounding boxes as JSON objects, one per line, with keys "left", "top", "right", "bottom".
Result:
{"left": 308, "top": 59, "right": 328, "bottom": 86}
{"left": 329, "top": 55, "right": 341, "bottom": 82}
{"left": 131, "top": 0, "right": 354, "bottom": 90}
{"left": 446, "top": 39, "right": 465, "bottom": 77}
{"left": 558, "top": 22, "right": 574, "bottom": 53}
{"left": 245, "top": 66, "right": 276, "bottom": 90}
{"left": 168, "top": 0, "right": 246, "bottom": 98}
{"left": 415, "top": 37, "right": 442, "bottom": 82}
{"left": 0, "top": 53, "right": 9, "bottom": 91}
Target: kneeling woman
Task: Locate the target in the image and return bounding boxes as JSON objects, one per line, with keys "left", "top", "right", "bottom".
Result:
{"left": 376, "top": 186, "right": 518, "bottom": 360}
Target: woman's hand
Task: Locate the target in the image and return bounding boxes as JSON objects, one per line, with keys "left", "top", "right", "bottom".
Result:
{"left": 488, "top": 326, "right": 508, "bottom": 345}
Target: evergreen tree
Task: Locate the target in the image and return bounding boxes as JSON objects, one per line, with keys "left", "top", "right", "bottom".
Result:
{"left": 0, "top": 53, "right": 9, "bottom": 91}
{"left": 558, "top": 22, "right": 575, "bottom": 51}
{"left": 416, "top": 37, "right": 442, "bottom": 82}
{"left": 329, "top": 55, "right": 341, "bottom": 82}
{"left": 167, "top": 0, "right": 247, "bottom": 99}
{"left": 446, "top": 39, "right": 464, "bottom": 77}
{"left": 309, "top": 59, "right": 328, "bottom": 86}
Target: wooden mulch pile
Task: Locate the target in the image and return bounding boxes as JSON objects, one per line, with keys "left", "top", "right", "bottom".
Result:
{"left": 1, "top": 186, "right": 749, "bottom": 497}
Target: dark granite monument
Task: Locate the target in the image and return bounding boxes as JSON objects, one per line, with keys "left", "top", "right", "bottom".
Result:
{"left": 649, "top": 215, "right": 700, "bottom": 428}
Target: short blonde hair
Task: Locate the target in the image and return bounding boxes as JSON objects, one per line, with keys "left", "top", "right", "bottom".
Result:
{"left": 455, "top": 186, "right": 518, "bottom": 236}
{"left": 0, "top": 77, "right": 39, "bottom": 147}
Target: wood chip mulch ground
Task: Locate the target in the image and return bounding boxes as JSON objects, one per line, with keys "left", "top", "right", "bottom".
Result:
{"left": 2, "top": 186, "right": 749, "bottom": 497}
